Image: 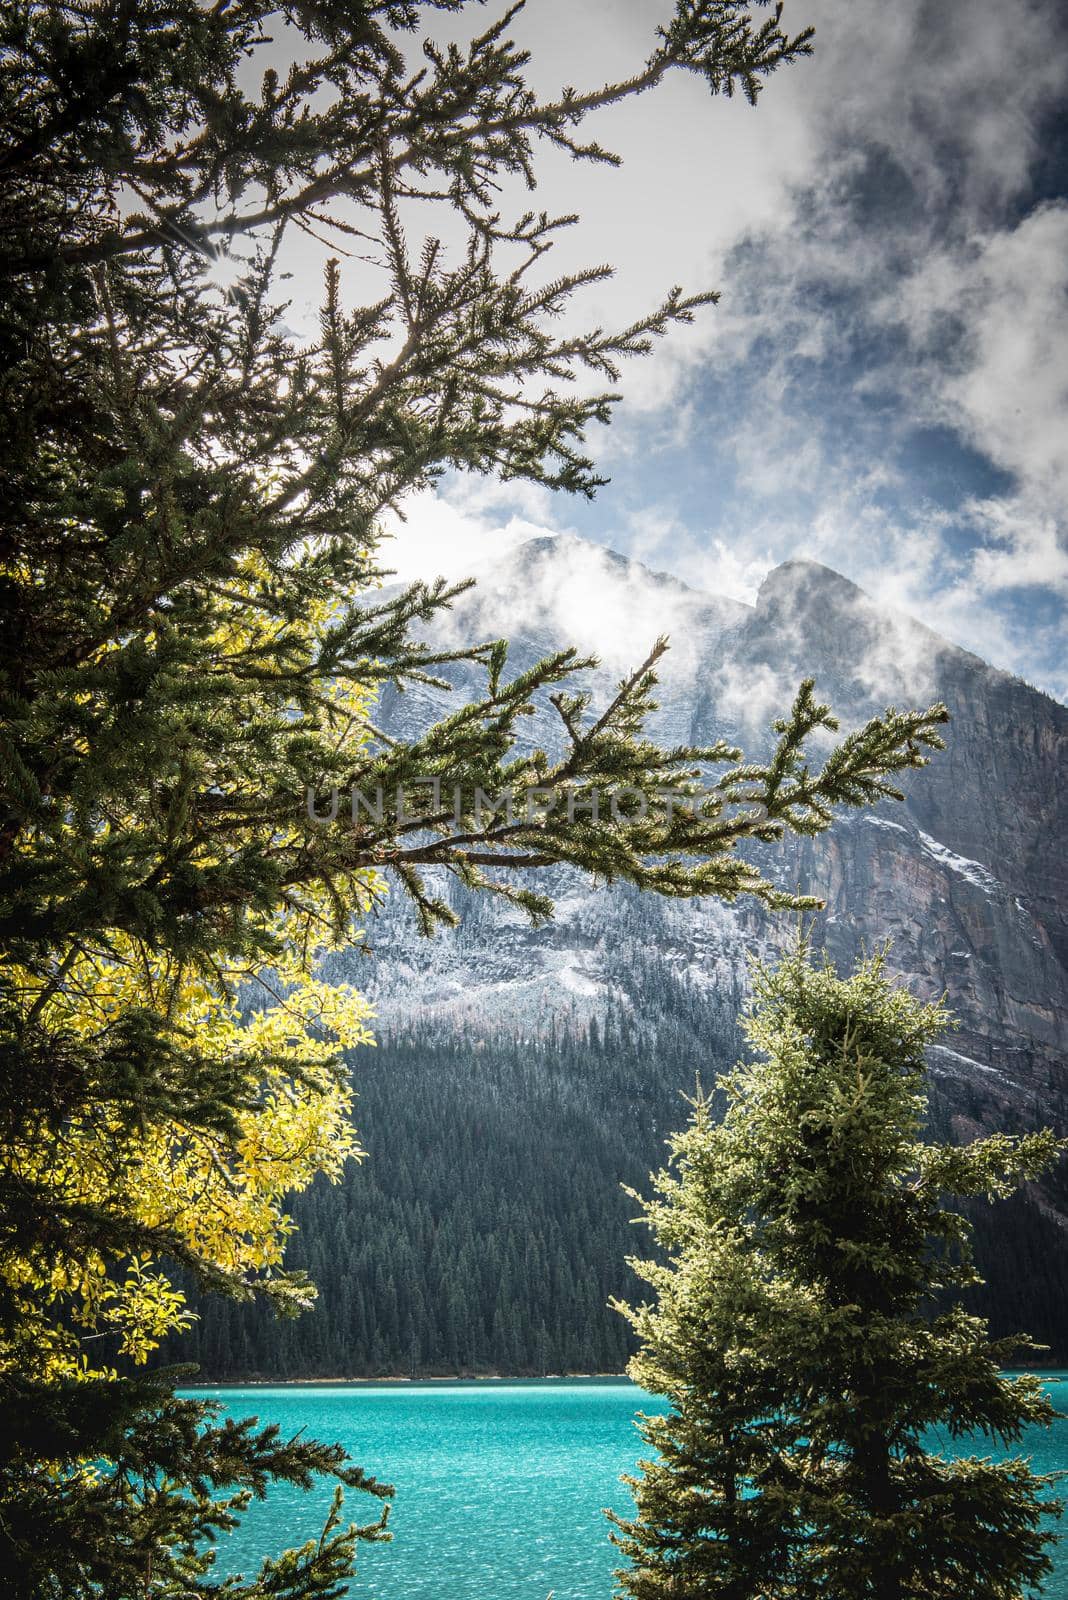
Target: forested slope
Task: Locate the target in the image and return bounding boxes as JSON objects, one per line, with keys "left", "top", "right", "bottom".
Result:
{"left": 163, "top": 1017, "right": 1068, "bottom": 1378}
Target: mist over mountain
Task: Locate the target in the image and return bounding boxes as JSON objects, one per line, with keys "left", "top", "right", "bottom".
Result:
{"left": 364, "top": 535, "right": 1068, "bottom": 1103}
{"left": 167, "top": 535, "right": 1068, "bottom": 1378}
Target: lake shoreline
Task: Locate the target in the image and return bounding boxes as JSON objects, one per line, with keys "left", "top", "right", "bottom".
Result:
{"left": 181, "top": 1371, "right": 632, "bottom": 1388}
{"left": 180, "top": 1367, "right": 1068, "bottom": 1392}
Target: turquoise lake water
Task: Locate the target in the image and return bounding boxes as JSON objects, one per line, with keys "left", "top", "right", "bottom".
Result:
{"left": 188, "top": 1377, "right": 1068, "bottom": 1598}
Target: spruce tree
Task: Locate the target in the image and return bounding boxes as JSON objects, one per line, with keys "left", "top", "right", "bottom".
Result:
{"left": 611, "top": 949, "right": 1064, "bottom": 1599}
{"left": 1, "top": 2, "right": 952, "bottom": 1593}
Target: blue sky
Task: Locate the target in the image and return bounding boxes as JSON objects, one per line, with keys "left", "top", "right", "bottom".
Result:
{"left": 272, "top": 0, "right": 1068, "bottom": 700}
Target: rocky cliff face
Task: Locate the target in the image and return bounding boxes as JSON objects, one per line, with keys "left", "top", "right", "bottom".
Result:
{"left": 355, "top": 536, "right": 1068, "bottom": 1140}
{"left": 729, "top": 559, "right": 1068, "bottom": 1132}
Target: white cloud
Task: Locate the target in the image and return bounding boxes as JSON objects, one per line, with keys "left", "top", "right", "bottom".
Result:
{"left": 968, "top": 497, "right": 1068, "bottom": 596}
{"left": 624, "top": 509, "right": 776, "bottom": 608}
{"left": 929, "top": 207, "right": 1068, "bottom": 516}
{"left": 711, "top": 658, "right": 792, "bottom": 733}
{"left": 379, "top": 487, "right": 558, "bottom": 587}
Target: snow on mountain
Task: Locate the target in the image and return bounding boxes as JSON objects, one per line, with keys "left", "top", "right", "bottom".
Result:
{"left": 342, "top": 533, "right": 1067, "bottom": 1139}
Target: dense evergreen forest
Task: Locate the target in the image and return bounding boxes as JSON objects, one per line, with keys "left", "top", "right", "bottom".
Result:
{"left": 159, "top": 984, "right": 740, "bottom": 1380}
{"left": 160, "top": 992, "right": 1068, "bottom": 1380}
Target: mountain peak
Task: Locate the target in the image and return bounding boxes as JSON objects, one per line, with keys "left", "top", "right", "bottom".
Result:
{"left": 756, "top": 558, "right": 869, "bottom": 611}
{"left": 504, "top": 531, "right": 709, "bottom": 600}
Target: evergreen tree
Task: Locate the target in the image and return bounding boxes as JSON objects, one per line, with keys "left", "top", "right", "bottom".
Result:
{"left": 612, "top": 950, "right": 1065, "bottom": 1600}
{"left": 1, "top": 1, "right": 950, "bottom": 1592}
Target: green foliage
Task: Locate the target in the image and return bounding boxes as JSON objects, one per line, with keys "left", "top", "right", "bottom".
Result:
{"left": 1, "top": 0, "right": 952, "bottom": 1591}
{"left": 0, "top": 1368, "right": 391, "bottom": 1600}
{"left": 612, "top": 949, "right": 1065, "bottom": 1600}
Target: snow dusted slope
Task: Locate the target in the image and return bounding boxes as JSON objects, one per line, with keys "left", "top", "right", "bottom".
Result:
{"left": 344, "top": 534, "right": 1068, "bottom": 1139}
